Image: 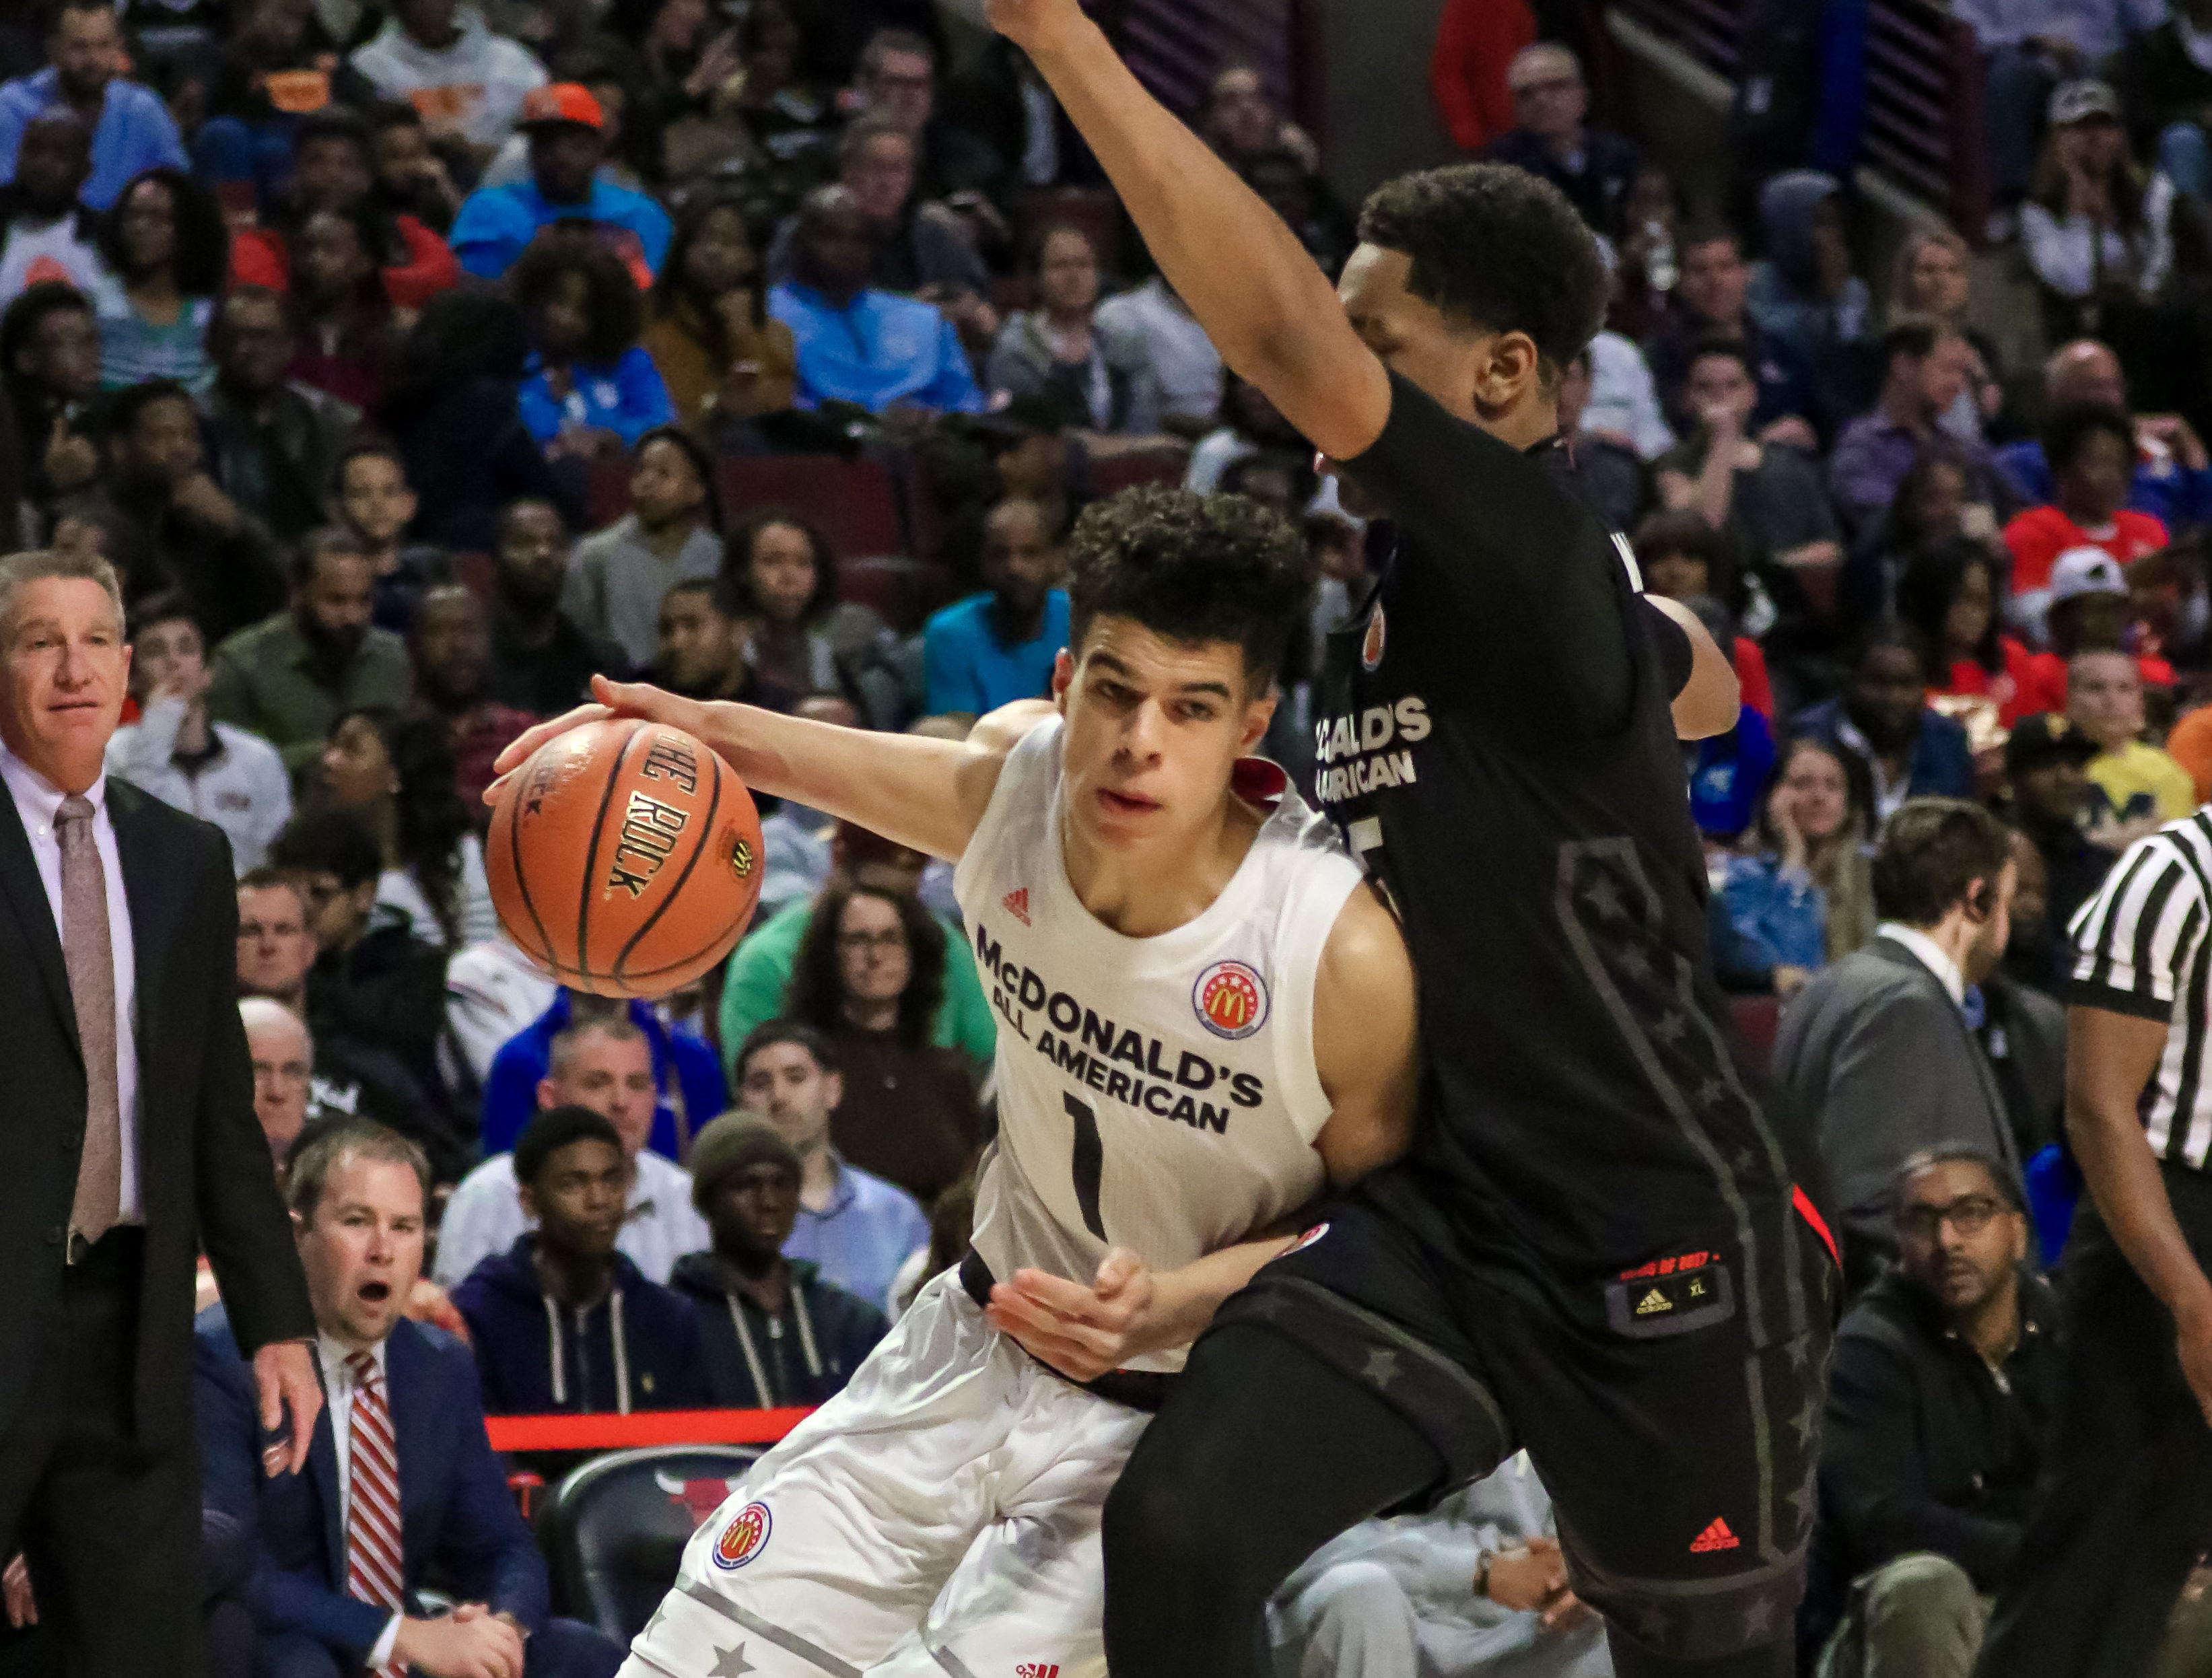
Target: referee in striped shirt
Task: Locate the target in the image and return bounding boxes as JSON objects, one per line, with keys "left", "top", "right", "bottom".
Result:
{"left": 1974, "top": 806, "right": 2212, "bottom": 1677}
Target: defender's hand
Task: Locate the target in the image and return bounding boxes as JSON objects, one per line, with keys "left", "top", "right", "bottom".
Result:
{"left": 985, "top": 0, "right": 1088, "bottom": 55}
{"left": 985, "top": 1249, "right": 1160, "bottom": 1380}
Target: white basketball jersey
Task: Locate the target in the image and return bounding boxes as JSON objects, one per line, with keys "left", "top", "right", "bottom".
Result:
{"left": 951, "top": 716, "right": 1364, "bottom": 1372}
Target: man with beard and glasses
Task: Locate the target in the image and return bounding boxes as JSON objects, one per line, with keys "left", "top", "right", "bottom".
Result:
{"left": 208, "top": 529, "right": 411, "bottom": 781}
{"left": 0, "top": 112, "right": 102, "bottom": 306}
{"left": 1789, "top": 623, "right": 1976, "bottom": 823}
{"left": 483, "top": 497, "right": 627, "bottom": 715}
{"left": 1801, "top": 1148, "right": 2059, "bottom": 1678}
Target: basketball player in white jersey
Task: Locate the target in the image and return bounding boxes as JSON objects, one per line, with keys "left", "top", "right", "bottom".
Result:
{"left": 488, "top": 486, "right": 1420, "bottom": 1678}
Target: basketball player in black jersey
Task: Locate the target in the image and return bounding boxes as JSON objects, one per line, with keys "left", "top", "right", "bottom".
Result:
{"left": 982, "top": 3, "right": 1839, "bottom": 1675}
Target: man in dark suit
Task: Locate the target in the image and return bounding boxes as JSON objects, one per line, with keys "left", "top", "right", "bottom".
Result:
{"left": 197, "top": 1121, "right": 625, "bottom": 1678}
{"left": 0, "top": 547, "right": 318, "bottom": 1677}
{"left": 1775, "top": 798, "right": 2025, "bottom": 1291}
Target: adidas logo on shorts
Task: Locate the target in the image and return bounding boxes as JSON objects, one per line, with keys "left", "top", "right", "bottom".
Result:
{"left": 1014, "top": 1665, "right": 1060, "bottom": 1678}
{"left": 1688, "top": 1517, "right": 1740, "bottom": 1553}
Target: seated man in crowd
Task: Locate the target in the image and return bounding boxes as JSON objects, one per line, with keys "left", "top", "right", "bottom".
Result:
{"left": 1792, "top": 624, "right": 1975, "bottom": 822}
{"left": 436, "top": 1014, "right": 710, "bottom": 1288}
{"left": 769, "top": 184, "right": 986, "bottom": 415}
{"left": 718, "top": 820, "right": 997, "bottom": 1082}
{"left": 734, "top": 1022, "right": 930, "bottom": 1315}
{"left": 1995, "top": 339, "right": 2212, "bottom": 530}
{"left": 451, "top": 1106, "right": 712, "bottom": 1415}
{"left": 483, "top": 497, "right": 629, "bottom": 716}
{"left": 333, "top": 438, "right": 454, "bottom": 638}
{"left": 1827, "top": 321, "right": 2001, "bottom": 536}
{"left": 479, "top": 988, "right": 724, "bottom": 1163}
{"left": 1642, "top": 221, "right": 1823, "bottom": 445}
{"left": 208, "top": 530, "right": 411, "bottom": 781}
{"left": 1803, "top": 1148, "right": 2060, "bottom": 1678}
{"left": 0, "top": 0, "right": 184, "bottom": 211}
{"left": 3, "top": 279, "right": 102, "bottom": 518}
{"left": 648, "top": 579, "right": 775, "bottom": 707}
{"left": 265, "top": 814, "right": 463, "bottom": 1173}
{"left": 2003, "top": 713, "right": 2114, "bottom": 985}
{"left": 1480, "top": 44, "right": 1640, "bottom": 242}
{"left": 1774, "top": 799, "right": 2023, "bottom": 1290}
{"left": 671, "top": 1115, "right": 889, "bottom": 1409}
{"left": 563, "top": 426, "right": 724, "bottom": 671}
{"left": 448, "top": 83, "right": 671, "bottom": 283}
{"left": 240, "top": 997, "right": 313, "bottom": 1172}
{"left": 0, "top": 111, "right": 103, "bottom": 303}
{"left": 196, "top": 1121, "right": 626, "bottom": 1678}
{"left": 2069, "top": 647, "right": 2198, "bottom": 845}
{"left": 410, "top": 584, "right": 541, "bottom": 818}
{"left": 106, "top": 590, "right": 291, "bottom": 873}
{"left": 347, "top": 0, "right": 548, "bottom": 163}
{"left": 87, "top": 378, "right": 289, "bottom": 643}
{"left": 922, "top": 496, "right": 1070, "bottom": 719}
{"left": 194, "top": 287, "right": 361, "bottom": 550}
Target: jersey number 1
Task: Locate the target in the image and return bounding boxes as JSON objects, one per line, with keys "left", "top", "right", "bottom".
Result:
{"left": 1064, "top": 1092, "right": 1107, "bottom": 1239}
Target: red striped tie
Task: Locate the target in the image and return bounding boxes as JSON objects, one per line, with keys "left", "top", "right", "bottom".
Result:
{"left": 345, "top": 1352, "right": 407, "bottom": 1678}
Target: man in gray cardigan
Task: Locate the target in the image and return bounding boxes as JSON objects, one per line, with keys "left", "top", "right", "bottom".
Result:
{"left": 1774, "top": 798, "right": 2023, "bottom": 1293}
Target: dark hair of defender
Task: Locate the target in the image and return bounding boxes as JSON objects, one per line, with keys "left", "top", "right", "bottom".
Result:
{"left": 1064, "top": 485, "right": 1315, "bottom": 689}
{"left": 1354, "top": 162, "right": 1610, "bottom": 379}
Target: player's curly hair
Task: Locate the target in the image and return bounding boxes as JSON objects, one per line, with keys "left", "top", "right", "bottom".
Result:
{"left": 1356, "top": 162, "right": 1610, "bottom": 378}
{"left": 1065, "top": 485, "right": 1315, "bottom": 687}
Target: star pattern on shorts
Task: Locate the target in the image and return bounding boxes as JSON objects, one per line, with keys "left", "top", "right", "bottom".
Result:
{"left": 1784, "top": 1333, "right": 1811, "bottom": 1373}
{"left": 1631, "top": 1601, "right": 1674, "bottom": 1644}
{"left": 709, "top": 1644, "right": 755, "bottom": 1678}
{"left": 1618, "top": 945, "right": 1656, "bottom": 984}
{"left": 1732, "top": 1146, "right": 1759, "bottom": 1175}
{"left": 1740, "top": 1595, "right": 1776, "bottom": 1641}
{"left": 1362, "top": 1348, "right": 1400, "bottom": 1390}
{"left": 1583, "top": 874, "right": 1626, "bottom": 922}
{"left": 1651, "top": 1009, "right": 1688, "bottom": 1047}
{"left": 1789, "top": 1392, "right": 1822, "bottom": 1451}
{"left": 1785, "top": 1464, "right": 1819, "bottom": 1527}
{"left": 641, "top": 1603, "right": 673, "bottom": 1642}
{"left": 1244, "top": 1290, "right": 1288, "bottom": 1323}
{"left": 1692, "top": 1077, "right": 1729, "bottom": 1111}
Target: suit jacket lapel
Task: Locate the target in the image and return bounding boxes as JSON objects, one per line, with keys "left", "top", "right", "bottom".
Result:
{"left": 0, "top": 769, "right": 77, "bottom": 1051}
{"left": 308, "top": 1345, "right": 345, "bottom": 1593}
{"left": 1871, "top": 938, "right": 2020, "bottom": 1172}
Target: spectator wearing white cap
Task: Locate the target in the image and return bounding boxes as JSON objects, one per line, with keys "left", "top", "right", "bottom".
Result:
{"left": 2017, "top": 546, "right": 2177, "bottom": 711}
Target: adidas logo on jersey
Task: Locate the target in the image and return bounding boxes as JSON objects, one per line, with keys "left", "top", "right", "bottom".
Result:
{"left": 1634, "top": 1288, "right": 1673, "bottom": 1315}
{"left": 1002, "top": 888, "right": 1031, "bottom": 925}
{"left": 1015, "top": 1665, "right": 1060, "bottom": 1678}
{"left": 1688, "top": 1518, "right": 1740, "bottom": 1553}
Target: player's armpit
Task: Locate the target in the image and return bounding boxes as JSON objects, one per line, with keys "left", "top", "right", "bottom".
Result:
{"left": 1310, "top": 882, "right": 1420, "bottom": 1186}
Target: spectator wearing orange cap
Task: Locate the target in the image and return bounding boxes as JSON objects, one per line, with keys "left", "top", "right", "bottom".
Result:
{"left": 447, "top": 83, "right": 673, "bottom": 283}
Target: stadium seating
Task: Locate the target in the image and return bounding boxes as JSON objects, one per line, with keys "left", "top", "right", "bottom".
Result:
{"left": 540, "top": 1444, "right": 767, "bottom": 1640}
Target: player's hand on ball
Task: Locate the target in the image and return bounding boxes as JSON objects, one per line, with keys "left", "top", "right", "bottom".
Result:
{"left": 985, "top": 1249, "right": 1159, "bottom": 1380}
{"left": 484, "top": 675, "right": 706, "bottom": 804}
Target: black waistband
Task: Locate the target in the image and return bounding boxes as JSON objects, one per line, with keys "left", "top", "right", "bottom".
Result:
{"left": 959, "top": 1247, "right": 1173, "bottom": 1413}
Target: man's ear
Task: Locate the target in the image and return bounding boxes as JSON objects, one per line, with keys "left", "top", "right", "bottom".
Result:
{"left": 1470, "top": 330, "right": 1542, "bottom": 421}
{"left": 821, "top": 1070, "right": 843, "bottom": 1112}
{"left": 517, "top": 1183, "right": 539, "bottom": 1223}
{"left": 1238, "top": 684, "right": 1278, "bottom": 755}
{"left": 1051, "top": 648, "right": 1074, "bottom": 711}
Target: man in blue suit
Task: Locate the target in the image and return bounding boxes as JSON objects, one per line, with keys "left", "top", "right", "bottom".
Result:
{"left": 197, "top": 1120, "right": 625, "bottom": 1678}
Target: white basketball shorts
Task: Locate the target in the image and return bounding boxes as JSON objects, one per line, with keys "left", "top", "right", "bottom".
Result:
{"left": 620, "top": 1270, "right": 1150, "bottom": 1678}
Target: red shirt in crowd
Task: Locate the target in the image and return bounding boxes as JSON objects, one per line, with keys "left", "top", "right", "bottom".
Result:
{"left": 1935, "top": 635, "right": 2042, "bottom": 727}
{"left": 2013, "top": 649, "right": 2176, "bottom": 715}
{"left": 1429, "top": 0, "right": 1536, "bottom": 151}
{"left": 2002, "top": 503, "right": 2169, "bottom": 593}
{"left": 1733, "top": 635, "right": 1772, "bottom": 719}
{"left": 229, "top": 215, "right": 462, "bottom": 314}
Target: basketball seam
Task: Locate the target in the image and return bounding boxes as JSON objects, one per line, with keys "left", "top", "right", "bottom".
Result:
{"left": 575, "top": 721, "right": 648, "bottom": 987}
{"left": 611, "top": 747, "right": 723, "bottom": 981}
{"left": 503, "top": 784, "right": 557, "bottom": 969}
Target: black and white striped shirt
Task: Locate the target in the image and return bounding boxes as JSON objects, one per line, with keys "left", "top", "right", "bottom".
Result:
{"left": 2069, "top": 807, "right": 2212, "bottom": 1165}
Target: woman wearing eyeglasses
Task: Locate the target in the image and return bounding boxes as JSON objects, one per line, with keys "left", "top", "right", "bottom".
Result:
{"left": 783, "top": 879, "right": 982, "bottom": 1204}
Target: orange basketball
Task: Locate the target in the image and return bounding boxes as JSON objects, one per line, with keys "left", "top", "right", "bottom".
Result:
{"left": 487, "top": 719, "right": 764, "bottom": 998}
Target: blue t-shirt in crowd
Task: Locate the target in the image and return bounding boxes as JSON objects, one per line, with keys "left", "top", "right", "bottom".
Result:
{"left": 516, "top": 344, "right": 675, "bottom": 448}
{"left": 448, "top": 177, "right": 674, "bottom": 279}
{"left": 923, "top": 589, "right": 1070, "bottom": 715}
{"left": 0, "top": 69, "right": 185, "bottom": 210}
{"left": 784, "top": 1157, "right": 930, "bottom": 1315}
{"left": 769, "top": 282, "right": 985, "bottom": 415}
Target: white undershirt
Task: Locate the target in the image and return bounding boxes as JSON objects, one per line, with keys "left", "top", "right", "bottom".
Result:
{"left": 1877, "top": 920, "right": 1966, "bottom": 1008}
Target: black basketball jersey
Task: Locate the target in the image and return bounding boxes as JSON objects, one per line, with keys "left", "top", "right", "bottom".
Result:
{"left": 1317, "top": 372, "right": 1820, "bottom": 1274}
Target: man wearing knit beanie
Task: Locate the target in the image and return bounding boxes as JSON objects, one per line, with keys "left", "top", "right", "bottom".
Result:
{"left": 668, "top": 1115, "right": 889, "bottom": 1409}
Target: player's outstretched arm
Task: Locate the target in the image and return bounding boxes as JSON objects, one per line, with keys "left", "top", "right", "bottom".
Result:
{"left": 987, "top": 0, "right": 1390, "bottom": 462}
{"left": 487, "top": 678, "right": 1056, "bottom": 862}
{"left": 1647, "top": 595, "right": 1743, "bottom": 740}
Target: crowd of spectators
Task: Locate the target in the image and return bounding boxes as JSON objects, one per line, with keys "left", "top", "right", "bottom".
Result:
{"left": 3, "top": 0, "right": 2212, "bottom": 1671}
